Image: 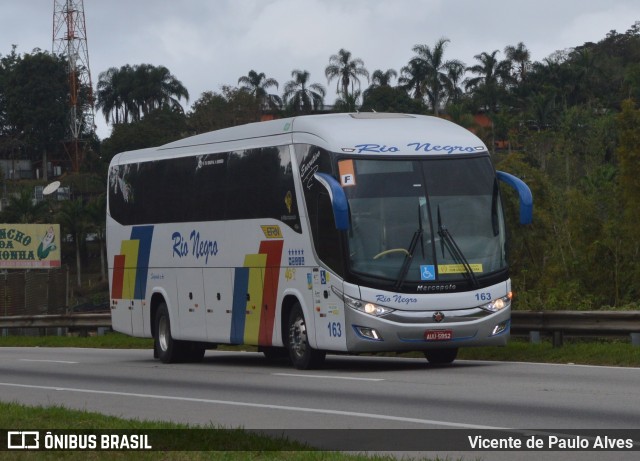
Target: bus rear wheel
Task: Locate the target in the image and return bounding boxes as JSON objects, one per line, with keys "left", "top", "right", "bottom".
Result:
{"left": 287, "top": 303, "right": 325, "bottom": 370}
{"left": 424, "top": 348, "right": 458, "bottom": 365}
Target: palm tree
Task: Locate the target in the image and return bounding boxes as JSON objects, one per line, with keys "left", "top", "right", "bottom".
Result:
{"left": 131, "top": 64, "right": 190, "bottom": 121}
{"left": 0, "top": 189, "right": 48, "bottom": 223}
{"left": 504, "top": 42, "right": 531, "bottom": 83}
{"left": 96, "top": 64, "right": 189, "bottom": 124}
{"left": 445, "top": 61, "right": 466, "bottom": 106}
{"left": 411, "top": 38, "right": 465, "bottom": 115}
{"left": 282, "top": 70, "right": 326, "bottom": 115}
{"left": 237, "top": 70, "right": 282, "bottom": 118}
{"left": 325, "top": 49, "right": 370, "bottom": 99}
{"left": 363, "top": 68, "right": 398, "bottom": 101}
{"left": 371, "top": 68, "right": 398, "bottom": 87}
{"left": 96, "top": 65, "right": 134, "bottom": 124}
{"left": 465, "top": 50, "right": 511, "bottom": 113}
{"left": 399, "top": 58, "right": 428, "bottom": 101}
{"left": 333, "top": 90, "right": 361, "bottom": 113}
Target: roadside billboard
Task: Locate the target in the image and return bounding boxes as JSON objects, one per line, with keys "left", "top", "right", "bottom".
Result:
{"left": 0, "top": 224, "right": 61, "bottom": 269}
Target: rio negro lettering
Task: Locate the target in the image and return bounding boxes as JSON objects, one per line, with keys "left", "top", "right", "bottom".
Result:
{"left": 172, "top": 230, "right": 219, "bottom": 264}
{"left": 353, "top": 142, "right": 485, "bottom": 155}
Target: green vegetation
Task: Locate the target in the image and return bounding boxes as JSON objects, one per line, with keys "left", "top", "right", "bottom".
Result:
{"left": 2, "top": 23, "right": 640, "bottom": 310}
{"left": 457, "top": 338, "right": 640, "bottom": 367}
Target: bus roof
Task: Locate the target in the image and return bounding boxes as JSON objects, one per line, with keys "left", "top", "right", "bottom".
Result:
{"left": 110, "top": 113, "right": 488, "bottom": 165}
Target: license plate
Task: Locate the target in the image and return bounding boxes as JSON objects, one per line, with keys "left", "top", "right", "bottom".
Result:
{"left": 424, "top": 329, "right": 452, "bottom": 341}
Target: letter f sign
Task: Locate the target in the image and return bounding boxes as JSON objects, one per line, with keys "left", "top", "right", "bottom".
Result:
{"left": 341, "top": 174, "right": 355, "bottom": 187}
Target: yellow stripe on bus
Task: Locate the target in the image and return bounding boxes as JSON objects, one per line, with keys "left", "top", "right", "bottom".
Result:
{"left": 243, "top": 253, "right": 268, "bottom": 345}
{"left": 120, "top": 239, "right": 140, "bottom": 299}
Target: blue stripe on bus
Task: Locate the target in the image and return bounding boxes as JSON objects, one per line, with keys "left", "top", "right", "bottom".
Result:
{"left": 230, "top": 267, "right": 250, "bottom": 344}
{"left": 130, "top": 225, "right": 154, "bottom": 300}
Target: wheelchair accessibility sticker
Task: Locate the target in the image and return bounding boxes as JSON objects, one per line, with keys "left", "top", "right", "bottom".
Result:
{"left": 420, "top": 265, "right": 435, "bottom": 281}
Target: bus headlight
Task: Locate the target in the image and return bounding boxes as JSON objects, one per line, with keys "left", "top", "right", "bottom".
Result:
{"left": 333, "top": 287, "right": 394, "bottom": 317}
{"left": 480, "top": 295, "right": 511, "bottom": 313}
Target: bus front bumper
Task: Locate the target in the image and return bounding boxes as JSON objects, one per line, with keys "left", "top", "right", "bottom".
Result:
{"left": 344, "top": 306, "right": 511, "bottom": 353}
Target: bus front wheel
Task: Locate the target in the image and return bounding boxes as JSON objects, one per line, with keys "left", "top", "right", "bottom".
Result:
{"left": 424, "top": 348, "right": 458, "bottom": 365}
{"left": 287, "top": 303, "right": 325, "bottom": 370}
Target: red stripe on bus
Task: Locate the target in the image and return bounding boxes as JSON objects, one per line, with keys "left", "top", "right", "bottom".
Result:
{"left": 258, "top": 240, "right": 284, "bottom": 346}
{"left": 111, "top": 254, "right": 126, "bottom": 299}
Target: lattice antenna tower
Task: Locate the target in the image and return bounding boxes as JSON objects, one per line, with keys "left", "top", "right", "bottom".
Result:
{"left": 52, "top": 0, "right": 95, "bottom": 172}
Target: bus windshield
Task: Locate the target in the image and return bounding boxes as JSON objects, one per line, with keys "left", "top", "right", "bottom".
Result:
{"left": 344, "top": 156, "right": 506, "bottom": 286}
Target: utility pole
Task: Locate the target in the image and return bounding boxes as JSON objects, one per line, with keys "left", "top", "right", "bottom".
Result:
{"left": 52, "top": 0, "right": 95, "bottom": 173}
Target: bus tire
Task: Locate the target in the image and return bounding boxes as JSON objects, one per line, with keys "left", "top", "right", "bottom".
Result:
{"left": 287, "top": 303, "right": 325, "bottom": 370}
{"left": 155, "top": 302, "right": 186, "bottom": 363}
{"left": 424, "top": 348, "right": 458, "bottom": 365}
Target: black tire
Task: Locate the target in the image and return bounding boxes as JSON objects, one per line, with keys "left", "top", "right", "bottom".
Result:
{"left": 155, "top": 302, "right": 186, "bottom": 363}
{"left": 424, "top": 348, "right": 458, "bottom": 365}
{"left": 287, "top": 303, "right": 325, "bottom": 370}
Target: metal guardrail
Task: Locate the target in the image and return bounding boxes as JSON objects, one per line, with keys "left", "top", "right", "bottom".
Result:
{"left": 0, "top": 313, "right": 111, "bottom": 329}
{"left": 0, "top": 311, "right": 639, "bottom": 345}
{"left": 510, "top": 311, "right": 640, "bottom": 335}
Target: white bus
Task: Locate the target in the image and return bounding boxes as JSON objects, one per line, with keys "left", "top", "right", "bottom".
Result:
{"left": 107, "top": 113, "right": 532, "bottom": 369}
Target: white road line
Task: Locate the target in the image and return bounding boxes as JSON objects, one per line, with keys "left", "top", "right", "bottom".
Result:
{"left": 0, "top": 381, "right": 505, "bottom": 430}
{"left": 18, "top": 359, "right": 78, "bottom": 364}
{"left": 272, "top": 373, "right": 384, "bottom": 382}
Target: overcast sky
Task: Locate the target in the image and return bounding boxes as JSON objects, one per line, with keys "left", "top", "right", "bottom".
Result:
{"left": 2, "top": 0, "right": 640, "bottom": 139}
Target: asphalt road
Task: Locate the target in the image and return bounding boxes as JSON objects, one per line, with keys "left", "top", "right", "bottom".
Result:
{"left": 1, "top": 347, "right": 638, "bottom": 460}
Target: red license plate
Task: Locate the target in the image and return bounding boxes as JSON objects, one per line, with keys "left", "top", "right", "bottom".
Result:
{"left": 424, "top": 329, "right": 452, "bottom": 341}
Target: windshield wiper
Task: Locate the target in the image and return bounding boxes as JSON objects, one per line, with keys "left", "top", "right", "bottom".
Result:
{"left": 437, "top": 205, "right": 479, "bottom": 288}
{"left": 394, "top": 204, "right": 424, "bottom": 291}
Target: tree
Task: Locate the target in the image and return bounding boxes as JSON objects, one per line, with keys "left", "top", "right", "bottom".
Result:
{"left": 0, "top": 189, "right": 48, "bottom": 223}
{"left": 100, "top": 106, "right": 188, "bottom": 162}
{"left": 616, "top": 99, "right": 640, "bottom": 301}
{"left": 324, "top": 48, "right": 369, "bottom": 99}
{"left": 333, "top": 90, "right": 361, "bottom": 113}
{"left": 465, "top": 50, "right": 511, "bottom": 113}
{"left": 237, "top": 70, "right": 281, "bottom": 118}
{"left": 399, "top": 57, "right": 428, "bottom": 101}
{"left": 3, "top": 50, "right": 68, "bottom": 181}
{"left": 86, "top": 194, "right": 107, "bottom": 281}
{"left": 57, "top": 198, "right": 88, "bottom": 288}
{"left": 360, "top": 85, "right": 426, "bottom": 114}
{"left": 504, "top": 42, "right": 531, "bottom": 83}
{"left": 371, "top": 68, "right": 398, "bottom": 87}
{"left": 282, "top": 70, "right": 326, "bottom": 114}
{"left": 363, "top": 68, "right": 398, "bottom": 101}
{"left": 96, "top": 64, "right": 189, "bottom": 124}
{"left": 410, "top": 38, "right": 465, "bottom": 115}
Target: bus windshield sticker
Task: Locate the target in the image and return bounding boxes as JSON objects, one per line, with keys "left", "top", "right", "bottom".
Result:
{"left": 284, "top": 191, "right": 293, "bottom": 213}
{"left": 338, "top": 160, "right": 356, "bottom": 187}
{"left": 261, "top": 225, "right": 283, "bottom": 239}
{"left": 438, "top": 264, "right": 484, "bottom": 273}
{"left": 420, "top": 265, "right": 436, "bottom": 281}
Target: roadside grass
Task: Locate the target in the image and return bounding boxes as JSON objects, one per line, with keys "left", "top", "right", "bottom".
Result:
{"left": 1, "top": 332, "right": 638, "bottom": 367}
{"left": 0, "top": 402, "right": 453, "bottom": 461}
{"left": 457, "top": 337, "right": 640, "bottom": 367}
